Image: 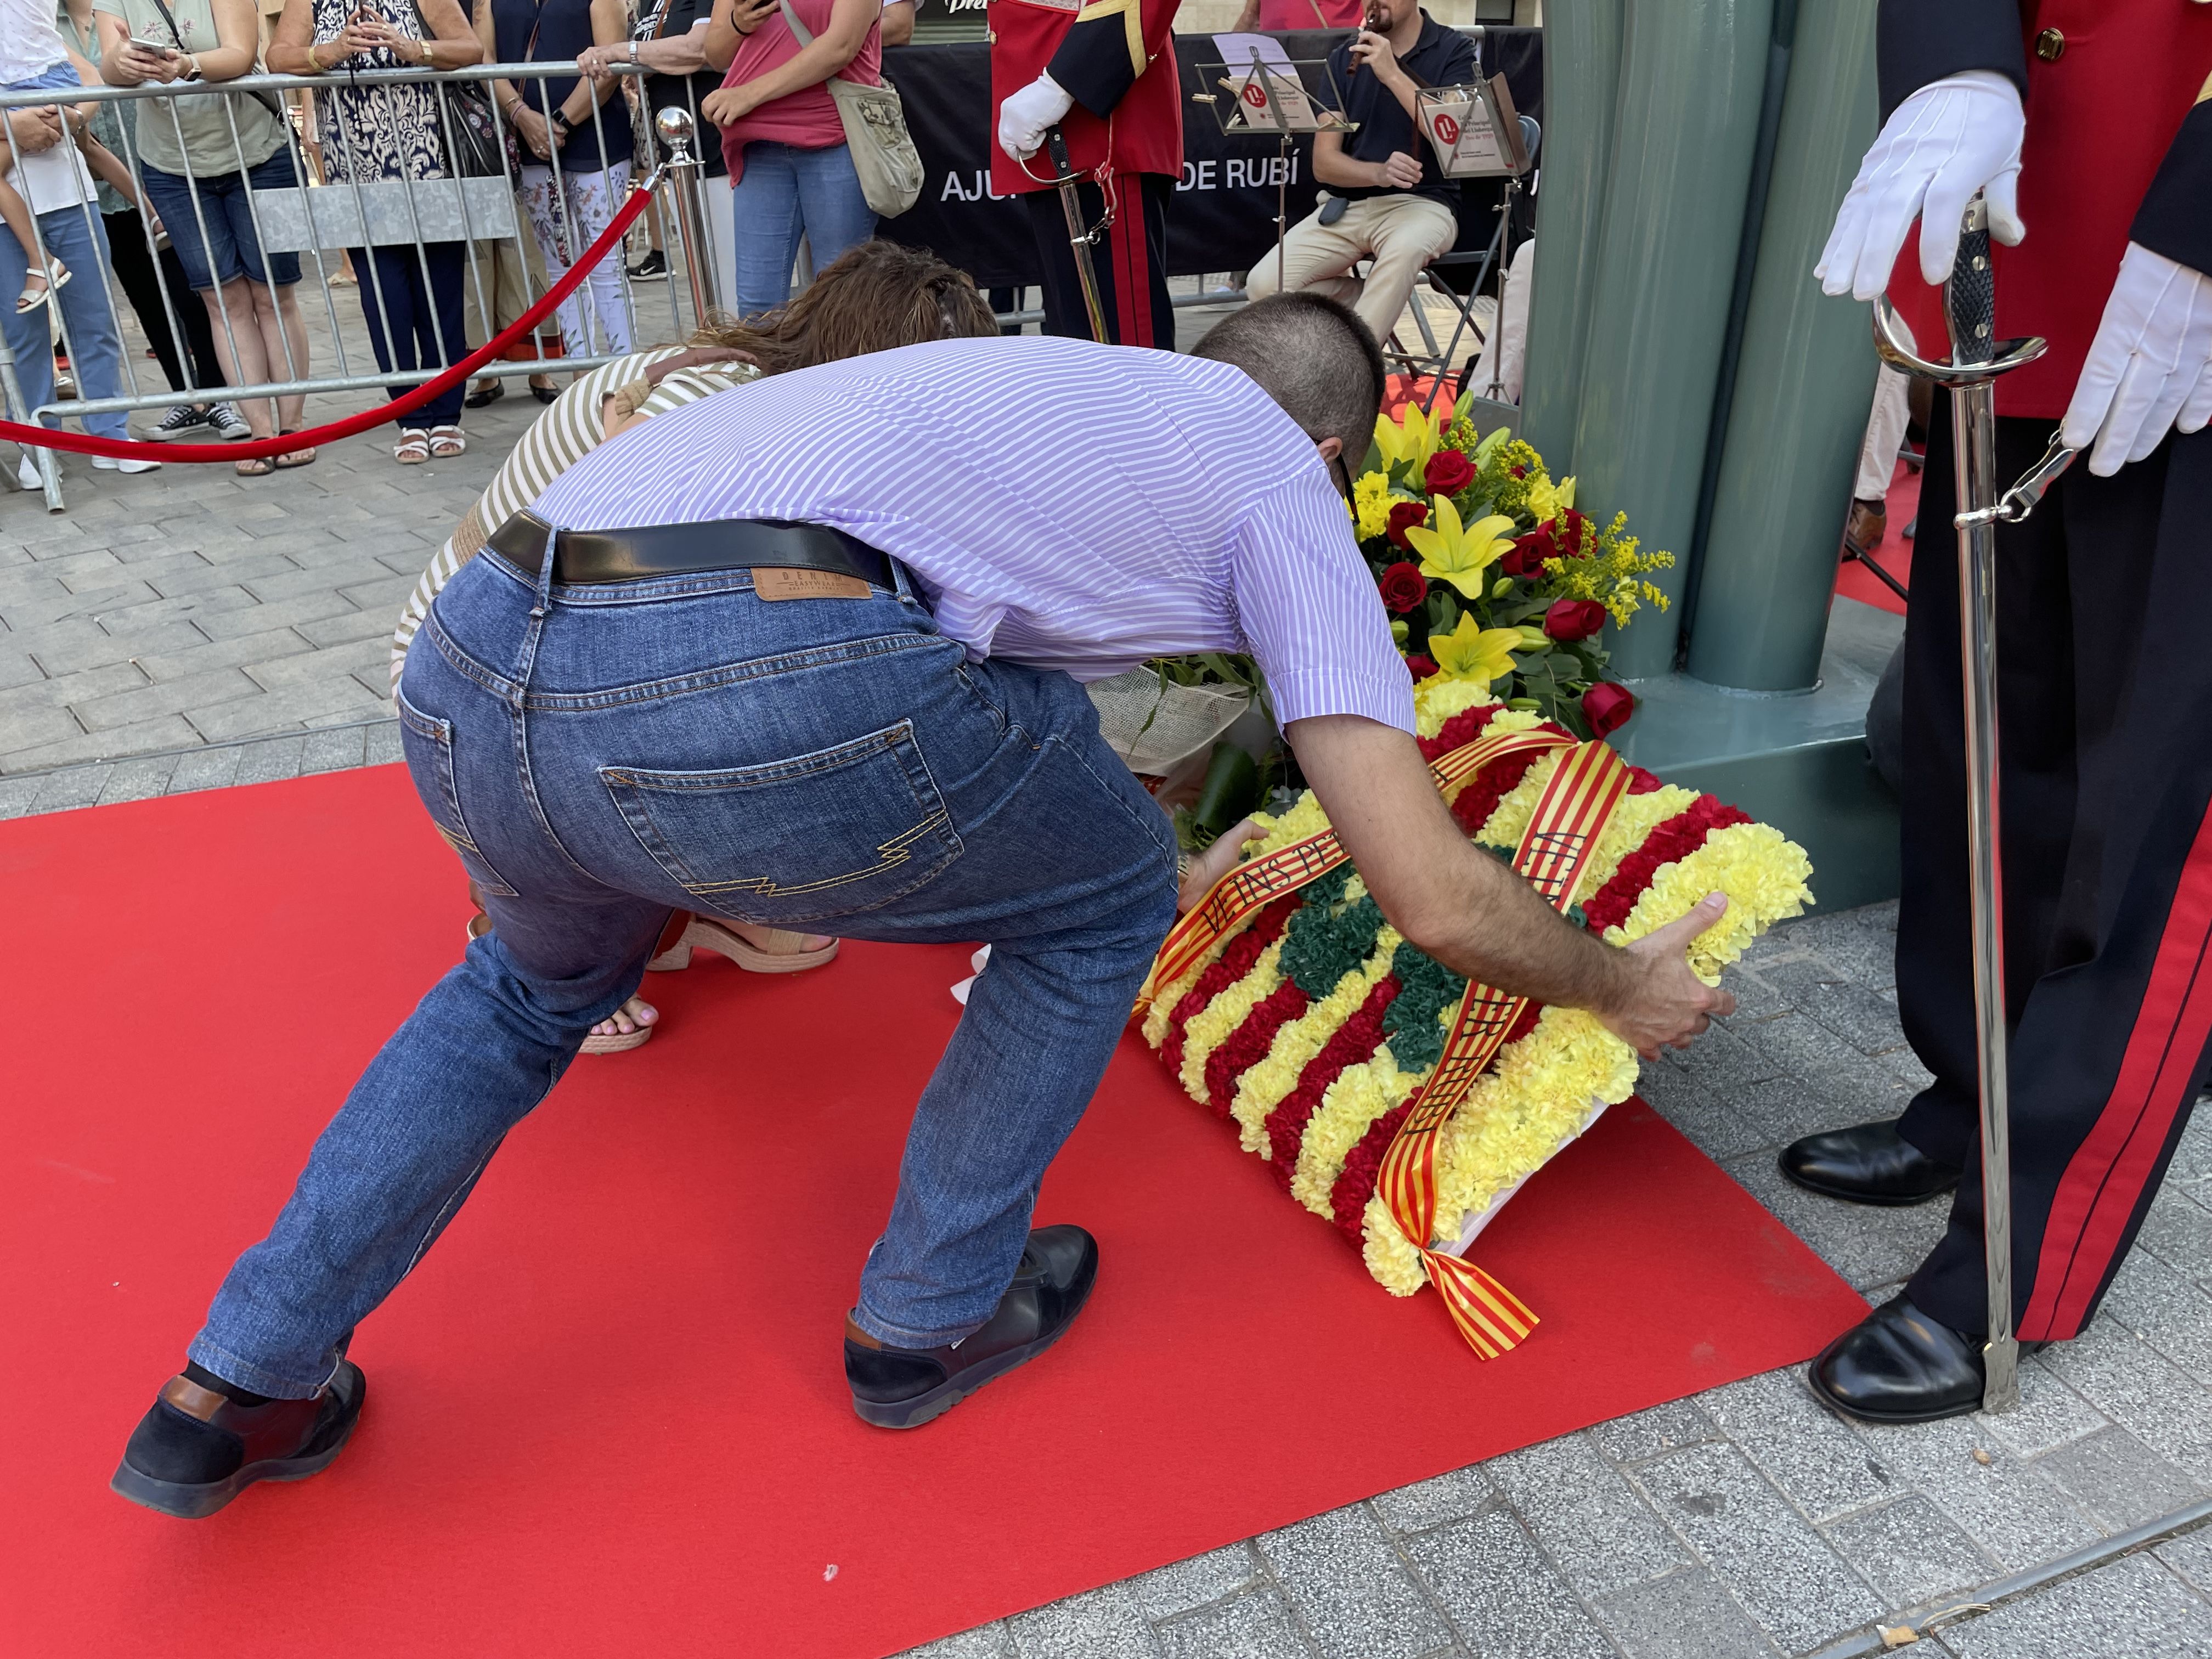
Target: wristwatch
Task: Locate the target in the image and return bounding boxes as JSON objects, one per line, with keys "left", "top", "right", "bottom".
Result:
{"left": 182, "top": 52, "right": 203, "bottom": 80}
{"left": 550, "top": 109, "right": 572, "bottom": 138}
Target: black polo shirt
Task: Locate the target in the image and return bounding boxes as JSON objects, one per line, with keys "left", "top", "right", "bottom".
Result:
{"left": 1314, "top": 13, "right": 1476, "bottom": 206}
{"left": 642, "top": 0, "right": 727, "bottom": 179}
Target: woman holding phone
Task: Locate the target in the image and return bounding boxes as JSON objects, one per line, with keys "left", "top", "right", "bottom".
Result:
{"left": 96, "top": 0, "right": 318, "bottom": 473}
{"left": 477, "top": 0, "right": 634, "bottom": 363}
{"left": 269, "top": 0, "right": 483, "bottom": 464}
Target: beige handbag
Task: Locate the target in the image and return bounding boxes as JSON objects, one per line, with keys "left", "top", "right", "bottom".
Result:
{"left": 777, "top": 0, "right": 923, "bottom": 218}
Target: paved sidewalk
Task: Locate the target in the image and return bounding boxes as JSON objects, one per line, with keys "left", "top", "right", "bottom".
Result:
{"left": 8, "top": 741, "right": 2212, "bottom": 1657}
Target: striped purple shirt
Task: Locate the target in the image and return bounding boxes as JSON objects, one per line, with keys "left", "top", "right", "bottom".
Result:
{"left": 531, "top": 335, "right": 1414, "bottom": 733}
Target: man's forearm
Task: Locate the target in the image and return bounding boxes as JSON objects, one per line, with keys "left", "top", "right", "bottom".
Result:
{"left": 1413, "top": 843, "right": 1633, "bottom": 1014}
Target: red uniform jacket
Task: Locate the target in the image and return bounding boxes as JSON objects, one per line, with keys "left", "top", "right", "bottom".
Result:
{"left": 1883, "top": 0, "right": 2212, "bottom": 417}
{"left": 988, "top": 0, "right": 1184, "bottom": 197}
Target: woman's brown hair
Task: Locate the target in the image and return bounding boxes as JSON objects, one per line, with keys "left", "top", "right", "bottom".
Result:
{"left": 693, "top": 240, "right": 1000, "bottom": 371}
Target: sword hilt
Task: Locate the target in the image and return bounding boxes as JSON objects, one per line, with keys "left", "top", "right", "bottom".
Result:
{"left": 1045, "top": 126, "right": 1077, "bottom": 190}
{"left": 1944, "top": 194, "right": 1997, "bottom": 370}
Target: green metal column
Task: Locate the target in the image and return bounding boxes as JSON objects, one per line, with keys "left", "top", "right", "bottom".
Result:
{"left": 1516, "top": 0, "right": 1624, "bottom": 469}
{"left": 1570, "top": 0, "right": 1773, "bottom": 681}
{"left": 1686, "top": 0, "right": 1881, "bottom": 691}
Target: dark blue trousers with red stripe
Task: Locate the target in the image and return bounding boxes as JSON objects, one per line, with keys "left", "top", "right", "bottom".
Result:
{"left": 1022, "top": 171, "right": 1175, "bottom": 349}
{"left": 1897, "top": 396, "right": 2212, "bottom": 1342}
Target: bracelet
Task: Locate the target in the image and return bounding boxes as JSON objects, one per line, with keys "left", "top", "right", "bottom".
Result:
{"left": 306, "top": 42, "right": 326, "bottom": 71}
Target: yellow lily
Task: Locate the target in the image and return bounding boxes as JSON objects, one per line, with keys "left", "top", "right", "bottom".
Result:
{"left": 1429, "top": 612, "right": 1523, "bottom": 687}
{"left": 1372, "top": 403, "right": 1438, "bottom": 476}
{"left": 1402, "top": 496, "right": 1519, "bottom": 600}
{"left": 1523, "top": 473, "right": 1577, "bottom": 529}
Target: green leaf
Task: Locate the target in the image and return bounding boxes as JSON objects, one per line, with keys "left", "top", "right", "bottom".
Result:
{"left": 1194, "top": 742, "right": 1260, "bottom": 836}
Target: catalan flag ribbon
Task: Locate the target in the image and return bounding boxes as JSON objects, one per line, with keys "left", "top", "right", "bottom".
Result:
{"left": 1375, "top": 739, "right": 1632, "bottom": 1357}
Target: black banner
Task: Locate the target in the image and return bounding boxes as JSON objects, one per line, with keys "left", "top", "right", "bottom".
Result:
{"left": 880, "top": 27, "right": 1542, "bottom": 290}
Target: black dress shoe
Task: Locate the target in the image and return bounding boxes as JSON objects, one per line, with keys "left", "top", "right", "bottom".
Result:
{"left": 1810, "top": 1295, "right": 1987, "bottom": 1423}
{"left": 1780, "top": 1118, "right": 1961, "bottom": 1205}
{"left": 845, "top": 1224, "right": 1097, "bottom": 1429}
{"left": 111, "top": 1362, "right": 365, "bottom": 1518}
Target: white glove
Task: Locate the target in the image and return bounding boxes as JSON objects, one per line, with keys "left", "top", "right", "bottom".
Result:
{"left": 2061, "top": 242, "right": 2212, "bottom": 476}
{"left": 1816, "top": 71, "right": 2027, "bottom": 301}
{"left": 997, "top": 72, "right": 1073, "bottom": 164}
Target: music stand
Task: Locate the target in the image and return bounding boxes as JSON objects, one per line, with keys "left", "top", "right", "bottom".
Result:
{"left": 1190, "top": 50, "right": 1352, "bottom": 296}
{"left": 1404, "top": 94, "right": 1539, "bottom": 416}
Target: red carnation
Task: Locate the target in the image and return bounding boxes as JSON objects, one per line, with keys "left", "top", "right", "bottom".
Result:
{"left": 1582, "top": 681, "right": 1635, "bottom": 737}
{"left": 1424, "top": 449, "right": 1475, "bottom": 496}
{"left": 1503, "top": 527, "right": 1555, "bottom": 579}
{"left": 1543, "top": 598, "right": 1608, "bottom": 642}
{"left": 1384, "top": 499, "right": 1428, "bottom": 549}
{"left": 1404, "top": 654, "right": 1438, "bottom": 680}
{"left": 1378, "top": 560, "right": 1429, "bottom": 613}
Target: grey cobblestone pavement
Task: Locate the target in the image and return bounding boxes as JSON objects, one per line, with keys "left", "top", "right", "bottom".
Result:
{"left": 9, "top": 324, "right": 2212, "bottom": 1655}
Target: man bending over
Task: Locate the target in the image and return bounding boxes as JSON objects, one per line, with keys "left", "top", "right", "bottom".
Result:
{"left": 111, "top": 295, "right": 1730, "bottom": 1520}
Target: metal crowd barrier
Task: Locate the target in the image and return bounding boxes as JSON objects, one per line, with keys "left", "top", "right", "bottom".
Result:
{"left": 0, "top": 60, "right": 718, "bottom": 510}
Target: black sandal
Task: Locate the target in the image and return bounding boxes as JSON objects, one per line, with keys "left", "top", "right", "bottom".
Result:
{"left": 273, "top": 429, "right": 317, "bottom": 469}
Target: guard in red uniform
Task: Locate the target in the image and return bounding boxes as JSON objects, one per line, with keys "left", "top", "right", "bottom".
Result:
{"left": 1782, "top": 0, "right": 2212, "bottom": 1421}
{"left": 991, "top": 0, "right": 1183, "bottom": 346}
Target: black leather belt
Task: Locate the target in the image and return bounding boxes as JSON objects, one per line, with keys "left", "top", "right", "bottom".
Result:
{"left": 486, "top": 510, "right": 897, "bottom": 592}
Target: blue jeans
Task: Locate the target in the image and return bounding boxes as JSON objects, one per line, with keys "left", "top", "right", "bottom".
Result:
{"left": 729, "top": 140, "right": 876, "bottom": 318}
{"left": 189, "top": 546, "right": 1177, "bottom": 1397}
{"left": 0, "top": 199, "right": 128, "bottom": 440}
{"left": 137, "top": 150, "right": 303, "bottom": 292}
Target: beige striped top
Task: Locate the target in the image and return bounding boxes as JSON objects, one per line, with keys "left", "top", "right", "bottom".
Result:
{"left": 389, "top": 348, "right": 763, "bottom": 690}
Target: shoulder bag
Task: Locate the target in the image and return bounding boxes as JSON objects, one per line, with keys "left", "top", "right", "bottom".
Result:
{"left": 774, "top": 0, "right": 921, "bottom": 219}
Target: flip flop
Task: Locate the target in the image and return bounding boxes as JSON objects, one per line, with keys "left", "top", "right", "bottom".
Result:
{"left": 274, "top": 428, "right": 317, "bottom": 469}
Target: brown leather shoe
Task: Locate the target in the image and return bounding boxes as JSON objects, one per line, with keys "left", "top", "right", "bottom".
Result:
{"left": 111, "top": 1362, "right": 365, "bottom": 1519}
{"left": 1842, "top": 498, "right": 1887, "bottom": 557}
{"left": 845, "top": 1225, "right": 1098, "bottom": 1429}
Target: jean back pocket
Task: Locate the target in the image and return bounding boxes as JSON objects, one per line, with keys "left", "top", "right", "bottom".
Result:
{"left": 600, "top": 720, "right": 961, "bottom": 924}
{"left": 394, "top": 684, "right": 520, "bottom": 898}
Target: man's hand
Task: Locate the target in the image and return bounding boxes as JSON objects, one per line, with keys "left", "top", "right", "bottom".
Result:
{"left": 1371, "top": 149, "right": 1422, "bottom": 191}
{"left": 1600, "top": 894, "right": 1736, "bottom": 1059}
{"left": 2060, "top": 242, "right": 2212, "bottom": 477}
{"left": 1177, "top": 817, "right": 1262, "bottom": 914}
{"left": 6, "top": 107, "right": 63, "bottom": 156}
{"left": 1347, "top": 29, "right": 1404, "bottom": 87}
{"left": 997, "top": 71, "right": 1072, "bottom": 164}
{"left": 1286, "top": 714, "right": 1734, "bottom": 1053}
{"left": 1816, "top": 71, "right": 2025, "bottom": 301}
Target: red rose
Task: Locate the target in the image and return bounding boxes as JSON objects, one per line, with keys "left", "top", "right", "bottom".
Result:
{"left": 1509, "top": 465, "right": 1527, "bottom": 479}
{"left": 1423, "top": 449, "right": 1475, "bottom": 496}
{"left": 1384, "top": 499, "right": 1428, "bottom": 549}
{"left": 1542, "top": 599, "right": 1608, "bottom": 642}
{"left": 1582, "top": 681, "right": 1635, "bottom": 737}
{"left": 1378, "top": 560, "right": 1429, "bottom": 613}
{"left": 1502, "top": 528, "right": 1555, "bottom": 579}
{"left": 1555, "top": 509, "right": 1592, "bottom": 557}
{"left": 1404, "top": 654, "right": 1438, "bottom": 680}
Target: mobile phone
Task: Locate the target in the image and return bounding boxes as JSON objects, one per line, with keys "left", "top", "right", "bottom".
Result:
{"left": 127, "top": 35, "right": 178, "bottom": 55}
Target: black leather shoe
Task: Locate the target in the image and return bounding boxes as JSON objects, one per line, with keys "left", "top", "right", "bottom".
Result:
{"left": 111, "top": 1362, "right": 365, "bottom": 1518}
{"left": 845, "top": 1224, "right": 1098, "bottom": 1429}
{"left": 1809, "top": 1295, "right": 1988, "bottom": 1423}
{"left": 1780, "top": 1118, "right": 1961, "bottom": 1205}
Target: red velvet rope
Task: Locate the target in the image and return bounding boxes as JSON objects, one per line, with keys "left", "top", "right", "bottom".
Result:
{"left": 0, "top": 178, "right": 658, "bottom": 464}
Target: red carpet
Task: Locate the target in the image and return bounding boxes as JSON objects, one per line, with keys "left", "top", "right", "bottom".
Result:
{"left": 1, "top": 768, "right": 1866, "bottom": 1659}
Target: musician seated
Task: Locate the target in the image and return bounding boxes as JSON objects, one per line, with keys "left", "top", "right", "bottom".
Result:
{"left": 1244, "top": 0, "right": 1472, "bottom": 343}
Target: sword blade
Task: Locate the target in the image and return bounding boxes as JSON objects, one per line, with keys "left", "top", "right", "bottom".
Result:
{"left": 1045, "top": 127, "right": 1111, "bottom": 345}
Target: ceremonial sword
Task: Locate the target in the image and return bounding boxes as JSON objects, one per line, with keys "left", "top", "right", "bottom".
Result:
{"left": 1042, "top": 126, "right": 1112, "bottom": 344}
{"left": 1873, "top": 194, "right": 2080, "bottom": 1414}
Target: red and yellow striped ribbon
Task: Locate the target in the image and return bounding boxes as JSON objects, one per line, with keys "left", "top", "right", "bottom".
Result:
{"left": 1135, "top": 725, "right": 1572, "bottom": 1017}
{"left": 1375, "top": 738, "right": 1632, "bottom": 1357}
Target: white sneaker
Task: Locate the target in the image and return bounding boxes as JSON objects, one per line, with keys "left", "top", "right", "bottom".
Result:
{"left": 16, "top": 452, "right": 41, "bottom": 489}
{"left": 92, "top": 454, "right": 160, "bottom": 473}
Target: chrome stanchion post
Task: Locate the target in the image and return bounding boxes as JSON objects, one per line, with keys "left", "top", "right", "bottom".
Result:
{"left": 654, "top": 107, "right": 720, "bottom": 328}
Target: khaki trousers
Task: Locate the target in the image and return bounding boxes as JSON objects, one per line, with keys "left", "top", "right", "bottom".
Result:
{"left": 1243, "top": 193, "right": 1459, "bottom": 343}
{"left": 462, "top": 235, "right": 554, "bottom": 353}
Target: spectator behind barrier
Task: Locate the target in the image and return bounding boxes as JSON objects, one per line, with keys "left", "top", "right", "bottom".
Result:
{"left": 96, "top": 0, "right": 315, "bottom": 473}
{"left": 269, "top": 0, "right": 482, "bottom": 466}
{"left": 702, "top": 0, "right": 882, "bottom": 320}
{"left": 478, "top": 0, "right": 636, "bottom": 368}
{"left": 1242, "top": 0, "right": 1472, "bottom": 348}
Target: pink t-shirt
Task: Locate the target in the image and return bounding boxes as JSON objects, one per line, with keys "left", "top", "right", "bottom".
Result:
{"left": 1257, "top": 0, "right": 1364, "bottom": 29}
{"left": 716, "top": 0, "right": 882, "bottom": 182}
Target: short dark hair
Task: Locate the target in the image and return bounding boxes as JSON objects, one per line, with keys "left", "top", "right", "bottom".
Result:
{"left": 1191, "top": 292, "right": 1387, "bottom": 460}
